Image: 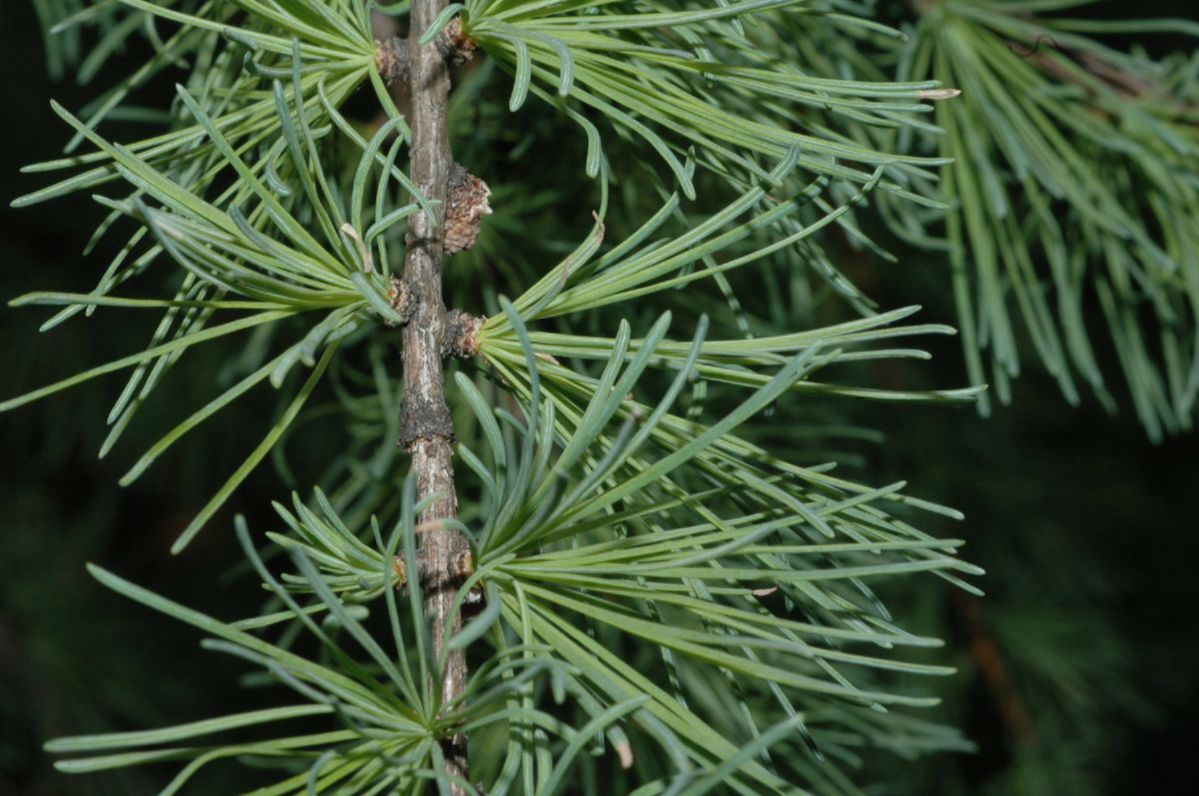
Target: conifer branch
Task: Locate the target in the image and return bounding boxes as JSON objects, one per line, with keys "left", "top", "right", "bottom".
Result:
{"left": 400, "top": 0, "right": 471, "bottom": 789}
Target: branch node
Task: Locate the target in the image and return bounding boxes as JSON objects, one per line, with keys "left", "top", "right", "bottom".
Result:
{"left": 399, "top": 425, "right": 455, "bottom": 452}
{"left": 393, "top": 547, "right": 476, "bottom": 598}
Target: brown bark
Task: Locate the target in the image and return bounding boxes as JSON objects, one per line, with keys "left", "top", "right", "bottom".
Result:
{"left": 400, "top": 0, "right": 471, "bottom": 790}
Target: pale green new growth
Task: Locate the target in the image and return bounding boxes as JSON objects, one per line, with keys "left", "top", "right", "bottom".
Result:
{"left": 897, "top": 0, "right": 1199, "bottom": 437}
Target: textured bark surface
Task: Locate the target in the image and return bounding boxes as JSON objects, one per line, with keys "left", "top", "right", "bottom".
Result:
{"left": 400, "top": 1, "right": 471, "bottom": 790}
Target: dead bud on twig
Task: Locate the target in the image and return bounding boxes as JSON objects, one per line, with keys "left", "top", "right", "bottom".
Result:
{"left": 375, "top": 37, "right": 411, "bottom": 85}
{"left": 437, "top": 17, "right": 478, "bottom": 65}
{"left": 445, "top": 162, "right": 492, "bottom": 255}
{"left": 445, "top": 309, "right": 483, "bottom": 358}
{"left": 387, "top": 276, "right": 414, "bottom": 323}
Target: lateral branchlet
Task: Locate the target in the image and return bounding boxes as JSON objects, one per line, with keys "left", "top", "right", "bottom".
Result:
{"left": 375, "top": 37, "right": 411, "bottom": 85}
{"left": 445, "top": 162, "right": 492, "bottom": 256}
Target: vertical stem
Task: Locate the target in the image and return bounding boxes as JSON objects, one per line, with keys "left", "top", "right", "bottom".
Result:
{"left": 401, "top": 0, "right": 470, "bottom": 790}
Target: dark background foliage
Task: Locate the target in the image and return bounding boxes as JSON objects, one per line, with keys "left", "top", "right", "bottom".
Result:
{"left": 2, "top": 0, "right": 1198, "bottom": 793}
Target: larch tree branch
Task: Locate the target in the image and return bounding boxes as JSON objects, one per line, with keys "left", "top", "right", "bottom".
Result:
{"left": 399, "top": 0, "right": 472, "bottom": 789}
